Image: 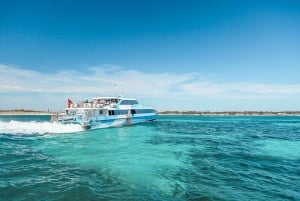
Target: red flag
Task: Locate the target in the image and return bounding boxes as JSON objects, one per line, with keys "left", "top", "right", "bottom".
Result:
{"left": 67, "top": 99, "right": 73, "bottom": 108}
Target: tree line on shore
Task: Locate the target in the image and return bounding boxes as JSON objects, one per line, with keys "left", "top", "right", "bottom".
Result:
{"left": 0, "top": 109, "right": 54, "bottom": 114}
{"left": 159, "top": 110, "right": 300, "bottom": 116}
{"left": 1, "top": 109, "right": 300, "bottom": 116}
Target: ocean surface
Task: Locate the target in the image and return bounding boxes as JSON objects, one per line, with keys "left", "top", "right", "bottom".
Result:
{"left": 0, "top": 115, "right": 299, "bottom": 201}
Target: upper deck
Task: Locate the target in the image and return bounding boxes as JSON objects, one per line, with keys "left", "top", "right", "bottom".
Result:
{"left": 66, "top": 97, "right": 140, "bottom": 110}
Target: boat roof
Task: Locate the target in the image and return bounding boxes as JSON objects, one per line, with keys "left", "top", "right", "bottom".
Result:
{"left": 92, "top": 96, "right": 137, "bottom": 100}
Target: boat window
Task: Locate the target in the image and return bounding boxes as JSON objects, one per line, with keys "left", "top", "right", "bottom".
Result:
{"left": 115, "top": 110, "right": 128, "bottom": 115}
{"left": 120, "top": 100, "right": 139, "bottom": 105}
{"left": 135, "top": 109, "right": 156, "bottom": 114}
{"left": 108, "top": 110, "right": 115, "bottom": 115}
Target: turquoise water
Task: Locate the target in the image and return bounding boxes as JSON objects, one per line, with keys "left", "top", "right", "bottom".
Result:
{"left": 0, "top": 115, "right": 299, "bottom": 200}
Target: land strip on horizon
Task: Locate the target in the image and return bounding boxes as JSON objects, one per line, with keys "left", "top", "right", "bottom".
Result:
{"left": 1, "top": 109, "right": 300, "bottom": 116}
{"left": 0, "top": 109, "right": 56, "bottom": 115}
{"left": 160, "top": 111, "right": 300, "bottom": 116}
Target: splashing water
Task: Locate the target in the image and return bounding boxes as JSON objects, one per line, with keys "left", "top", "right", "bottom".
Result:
{"left": 0, "top": 120, "right": 83, "bottom": 134}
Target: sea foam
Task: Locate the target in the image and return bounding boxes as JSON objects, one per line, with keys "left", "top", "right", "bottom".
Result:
{"left": 0, "top": 120, "right": 83, "bottom": 134}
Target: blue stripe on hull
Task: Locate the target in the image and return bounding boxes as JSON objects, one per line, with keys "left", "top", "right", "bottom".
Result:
{"left": 88, "top": 115, "right": 157, "bottom": 129}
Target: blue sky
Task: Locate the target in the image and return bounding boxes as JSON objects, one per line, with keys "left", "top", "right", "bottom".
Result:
{"left": 1, "top": 0, "right": 300, "bottom": 111}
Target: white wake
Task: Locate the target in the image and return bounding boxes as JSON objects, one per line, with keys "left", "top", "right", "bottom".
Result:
{"left": 0, "top": 120, "right": 83, "bottom": 134}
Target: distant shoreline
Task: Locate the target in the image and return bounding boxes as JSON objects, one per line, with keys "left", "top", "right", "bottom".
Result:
{"left": 159, "top": 111, "right": 300, "bottom": 116}
{"left": 1, "top": 110, "right": 300, "bottom": 116}
{"left": 0, "top": 110, "right": 57, "bottom": 116}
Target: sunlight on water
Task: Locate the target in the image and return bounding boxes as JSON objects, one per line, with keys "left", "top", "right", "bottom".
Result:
{"left": 0, "top": 120, "right": 83, "bottom": 134}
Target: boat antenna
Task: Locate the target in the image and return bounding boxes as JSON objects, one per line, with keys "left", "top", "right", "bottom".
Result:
{"left": 114, "top": 83, "right": 122, "bottom": 97}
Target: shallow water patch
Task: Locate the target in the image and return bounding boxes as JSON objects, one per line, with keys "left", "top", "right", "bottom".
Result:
{"left": 256, "top": 139, "right": 300, "bottom": 159}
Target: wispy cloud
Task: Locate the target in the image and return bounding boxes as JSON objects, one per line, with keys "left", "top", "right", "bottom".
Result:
{"left": 1, "top": 64, "right": 300, "bottom": 97}
{"left": 181, "top": 82, "right": 300, "bottom": 99}
{"left": 0, "top": 64, "right": 196, "bottom": 96}
{"left": 1, "top": 64, "right": 300, "bottom": 110}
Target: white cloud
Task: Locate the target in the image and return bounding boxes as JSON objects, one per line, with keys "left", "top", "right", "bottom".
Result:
{"left": 181, "top": 82, "right": 300, "bottom": 98}
{"left": 0, "top": 64, "right": 196, "bottom": 96}
{"left": 1, "top": 64, "right": 300, "bottom": 111}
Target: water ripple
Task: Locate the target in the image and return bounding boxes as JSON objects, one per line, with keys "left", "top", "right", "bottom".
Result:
{"left": 0, "top": 115, "right": 300, "bottom": 200}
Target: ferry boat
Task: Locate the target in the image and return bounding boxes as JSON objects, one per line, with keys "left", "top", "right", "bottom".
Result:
{"left": 52, "top": 97, "right": 158, "bottom": 129}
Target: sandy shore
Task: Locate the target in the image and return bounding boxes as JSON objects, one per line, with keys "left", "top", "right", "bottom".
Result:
{"left": 1, "top": 110, "right": 300, "bottom": 116}
{"left": 0, "top": 111, "right": 57, "bottom": 115}
{"left": 159, "top": 111, "right": 300, "bottom": 116}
